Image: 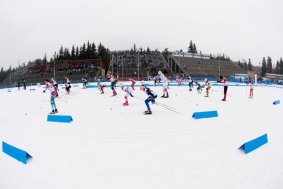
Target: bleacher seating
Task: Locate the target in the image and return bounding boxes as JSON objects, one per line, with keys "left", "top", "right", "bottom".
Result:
{"left": 109, "top": 50, "right": 173, "bottom": 80}
{"left": 171, "top": 55, "right": 246, "bottom": 77}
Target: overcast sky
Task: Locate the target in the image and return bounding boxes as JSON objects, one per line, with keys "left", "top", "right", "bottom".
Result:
{"left": 0, "top": 0, "right": 282, "bottom": 69}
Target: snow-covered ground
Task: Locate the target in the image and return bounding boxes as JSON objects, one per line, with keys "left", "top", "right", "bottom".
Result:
{"left": 0, "top": 82, "right": 282, "bottom": 189}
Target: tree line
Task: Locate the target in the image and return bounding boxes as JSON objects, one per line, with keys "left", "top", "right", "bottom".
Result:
{"left": 261, "top": 57, "right": 283, "bottom": 77}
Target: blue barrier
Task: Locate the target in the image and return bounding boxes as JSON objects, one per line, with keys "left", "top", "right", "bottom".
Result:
{"left": 273, "top": 100, "right": 280, "bottom": 105}
{"left": 239, "top": 134, "right": 268, "bottom": 154}
{"left": 2, "top": 142, "right": 32, "bottom": 164}
{"left": 86, "top": 85, "right": 97, "bottom": 88}
{"left": 192, "top": 110, "right": 218, "bottom": 119}
{"left": 47, "top": 115, "right": 73, "bottom": 123}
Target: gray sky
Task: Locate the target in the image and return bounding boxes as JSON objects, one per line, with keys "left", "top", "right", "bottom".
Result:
{"left": 0, "top": 0, "right": 283, "bottom": 69}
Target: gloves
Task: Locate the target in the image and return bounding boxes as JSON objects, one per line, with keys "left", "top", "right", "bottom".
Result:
{"left": 43, "top": 90, "right": 46, "bottom": 93}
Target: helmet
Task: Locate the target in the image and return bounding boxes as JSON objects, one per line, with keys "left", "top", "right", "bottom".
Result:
{"left": 158, "top": 71, "right": 162, "bottom": 75}
{"left": 139, "top": 84, "right": 145, "bottom": 90}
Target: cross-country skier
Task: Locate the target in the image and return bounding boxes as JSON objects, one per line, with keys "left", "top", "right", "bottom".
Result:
{"left": 140, "top": 84, "right": 157, "bottom": 114}
{"left": 204, "top": 79, "right": 211, "bottom": 97}
{"left": 82, "top": 76, "right": 88, "bottom": 89}
{"left": 64, "top": 77, "right": 71, "bottom": 94}
{"left": 158, "top": 71, "right": 169, "bottom": 98}
{"left": 43, "top": 79, "right": 58, "bottom": 114}
{"left": 188, "top": 77, "right": 194, "bottom": 91}
{"left": 248, "top": 80, "right": 254, "bottom": 98}
{"left": 120, "top": 83, "right": 134, "bottom": 106}
{"left": 217, "top": 76, "right": 228, "bottom": 101}
{"left": 97, "top": 82, "right": 105, "bottom": 94}
{"left": 177, "top": 75, "right": 182, "bottom": 86}
{"left": 195, "top": 82, "right": 202, "bottom": 94}
{"left": 51, "top": 78, "right": 59, "bottom": 96}
{"left": 129, "top": 78, "right": 136, "bottom": 90}
{"left": 106, "top": 73, "right": 118, "bottom": 96}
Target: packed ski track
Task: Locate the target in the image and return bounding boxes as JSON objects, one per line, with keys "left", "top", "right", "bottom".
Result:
{"left": 0, "top": 81, "right": 283, "bottom": 189}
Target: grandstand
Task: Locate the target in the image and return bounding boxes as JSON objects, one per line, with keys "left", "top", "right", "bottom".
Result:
{"left": 1, "top": 59, "right": 106, "bottom": 87}
{"left": 168, "top": 52, "right": 246, "bottom": 78}
{"left": 25, "top": 59, "right": 105, "bottom": 85}
{"left": 109, "top": 50, "right": 173, "bottom": 81}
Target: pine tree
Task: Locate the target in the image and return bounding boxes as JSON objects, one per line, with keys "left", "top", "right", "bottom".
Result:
{"left": 43, "top": 54, "right": 47, "bottom": 64}
{"left": 71, "top": 45, "right": 75, "bottom": 60}
{"left": 275, "top": 61, "right": 280, "bottom": 74}
{"left": 193, "top": 44, "right": 197, "bottom": 53}
{"left": 267, "top": 56, "right": 273, "bottom": 73}
{"left": 58, "top": 46, "right": 64, "bottom": 60}
{"left": 261, "top": 57, "right": 267, "bottom": 77}
{"left": 248, "top": 59, "right": 253, "bottom": 71}
{"left": 188, "top": 40, "right": 194, "bottom": 53}
{"left": 280, "top": 58, "right": 283, "bottom": 74}
{"left": 91, "top": 43, "right": 97, "bottom": 59}
{"left": 63, "top": 48, "right": 71, "bottom": 60}
{"left": 86, "top": 41, "right": 92, "bottom": 59}
{"left": 75, "top": 46, "right": 79, "bottom": 60}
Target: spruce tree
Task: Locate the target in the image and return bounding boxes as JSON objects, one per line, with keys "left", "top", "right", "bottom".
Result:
{"left": 71, "top": 45, "right": 75, "bottom": 60}
{"left": 267, "top": 56, "right": 273, "bottom": 73}
{"left": 248, "top": 59, "right": 253, "bottom": 71}
{"left": 75, "top": 46, "right": 79, "bottom": 60}
{"left": 188, "top": 40, "right": 194, "bottom": 53}
{"left": 280, "top": 58, "right": 283, "bottom": 74}
{"left": 275, "top": 61, "right": 280, "bottom": 74}
{"left": 261, "top": 57, "right": 267, "bottom": 77}
{"left": 91, "top": 43, "right": 97, "bottom": 59}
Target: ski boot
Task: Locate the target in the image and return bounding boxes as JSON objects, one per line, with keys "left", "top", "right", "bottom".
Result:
{"left": 55, "top": 109, "right": 58, "bottom": 113}
{"left": 123, "top": 102, "right": 129, "bottom": 106}
{"left": 144, "top": 110, "right": 152, "bottom": 114}
{"left": 222, "top": 98, "right": 226, "bottom": 101}
{"left": 50, "top": 110, "right": 55, "bottom": 114}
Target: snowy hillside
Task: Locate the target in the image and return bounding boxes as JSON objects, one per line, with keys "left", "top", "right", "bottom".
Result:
{"left": 0, "top": 82, "right": 282, "bottom": 189}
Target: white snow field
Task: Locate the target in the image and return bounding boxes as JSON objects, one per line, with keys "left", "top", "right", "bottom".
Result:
{"left": 0, "top": 82, "right": 282, "bottom": 189}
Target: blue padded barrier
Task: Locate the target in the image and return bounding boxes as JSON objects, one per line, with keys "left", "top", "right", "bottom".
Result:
{"left": 86, "top": 85, "right": 96, "bottom": 88}
{"left": 192, "top": 110, "right": 218, "bottom": 119}
{"left": 273, "top": 100, "right": 280, "bottom": 105}
{"left": 47, "top": 115, "right": 73, "bottom": 123}
{"left": 239, "top": 134, "right": 268, "bottom": 154}
{"left": 2, "top": 142, "right": 32, "bottom": 164}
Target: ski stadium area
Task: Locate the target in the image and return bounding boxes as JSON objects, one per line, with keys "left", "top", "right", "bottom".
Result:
{"left": 0, "top": 81, "right": 282, "bottom": 189}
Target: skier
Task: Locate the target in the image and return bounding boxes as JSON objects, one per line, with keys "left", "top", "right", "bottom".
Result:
{"left": 195, "top": 82, "right": 202, "bottom": 94}
{"left": 140, "top": 84, "right": 157, "bottom": 114}
{"left": 217, "top": 76, "right": 228, "bottom": 101}
{"left": 177, "top": 75, "right": 182, "bottom": 86}
{"left": 129, "top": 78, "right": 136, "bottom": 90}
{"left": 22, "top": 79, "right": 26, "bottom": 90}
{"left": 188, "top": 77, "right": 194, "bottom": 91}
{"left": 97, "top": 82, "right": 106, "bottom": 94}
{"left": 204, "top": 80, "right": 211, "bottom": 97}
{"left": 82, "top": 76, "right": 88, "bottom": 89}
{"left": 106, "top": 72, "right": 118, "bottom": 96}
{"left": 248, "top": 80, "right": 254, "bottom": 98}
{"left": 43, "top": 79, "right": 58, "bottom": 114}
{"left": 120, "top": 83, "right": 134, "bottom": 106}
{"left": 158, "top": 71, "right": 169, "bottom": 98}
{"left": 51, "top": 78, "right": 59, "bottom": 96}
{"left": 64, "top": 77, "right": 71, "bottom": 94}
